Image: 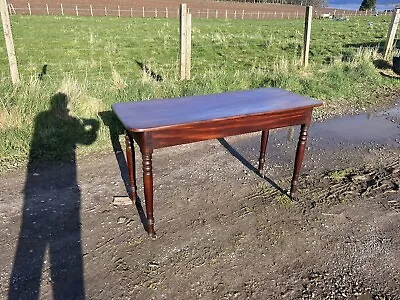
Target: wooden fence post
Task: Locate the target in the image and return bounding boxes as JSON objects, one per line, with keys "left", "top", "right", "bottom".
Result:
{"left": 90, "top": 5, "right": 93, "bottom": 17}
{"left": 46, "top": 4, "right": 49, "bottom": 15}
{"left": 0, "top": 0, "right": 19, "bottom": 85}
{"left": 180, "top": 4, "right": 187, "bottom": 80}
{"left": 142, "top": 7, "right": 144, "bottom": 18}
{"left": 242, "top": 9, "right": 244, "bottom": 19}
{"left": 302, "top": 6, "right": 312, "bottom": 67}
{"left": 118, "top": 6, "right": 120, "bottom": 17}
{"left": 155, "top": 8, "right": 157, "bottom": 18}
{"left": 225, "top": 9, "right": 228, "bottom": 19}
{"left": 75, "top": 5, "right": 78, "bottom": 16}
{"left": 186, "top": 13, "right": 192, "bottom": 80}
{"left": 234, "top": 10, "right": 236, "bottom": 19}
{"left": 131, "top": 7, "right": 133, "bottom": 17}
{"left": 383, "top": 9, "right": 400, "bottom": 59}
{"left": 28, "top": 2, "right": 31, "bottom": 15}
{"left": 206, "top": 8, "right": 209, "bottom": 19}
{"left": 215, "top": 9, "right": 218, "bottom": 19}
{"left": 9, "top": 3, "right": 16, "bottom": 15}
{"left": 60, "top": 3, "right": 63, "bottom": 15}
{"left": 165, "top": 7, "right": 168, "bottom": 18}
{"left": 104, "top": 6, "right": 107, "bottom": 16}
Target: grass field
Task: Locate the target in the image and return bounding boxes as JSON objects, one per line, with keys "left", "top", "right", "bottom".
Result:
{"left": 0, "top": 15, "right": 399, "bottom": 171}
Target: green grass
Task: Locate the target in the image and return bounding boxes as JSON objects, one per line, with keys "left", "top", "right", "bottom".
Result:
{"left": 0, "top": 15, "right": 399, "bottom": 171}
{"left": 328, "top": 168, "right": 353, "bottom": 182}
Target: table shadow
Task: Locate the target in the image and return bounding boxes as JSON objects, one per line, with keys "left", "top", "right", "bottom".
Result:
{"left": 99, "top": 111, "right": 147, "bottom": 232}
{"left": 217, "top": 137, "right": 287, "bottom": 195}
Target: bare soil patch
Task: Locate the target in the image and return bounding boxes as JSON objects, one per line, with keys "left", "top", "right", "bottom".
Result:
{"left": 1, "top": 104, "right": 399, "bottom": 299}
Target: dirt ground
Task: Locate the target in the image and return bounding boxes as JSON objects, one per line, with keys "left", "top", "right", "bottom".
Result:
{"left": 0, "top": 104, "right": 400, "bottom": 299}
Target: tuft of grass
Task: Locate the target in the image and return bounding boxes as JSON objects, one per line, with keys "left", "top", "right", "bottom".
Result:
{"left": 274, "top": 193, "right": 292, "bottom": 207}
{"left": 328, "top": 168, "right": 353, "bottom": 182}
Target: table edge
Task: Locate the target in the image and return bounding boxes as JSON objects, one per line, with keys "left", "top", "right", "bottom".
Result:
{"left": 122, "top": 103, "right": 323, "bottom": 132}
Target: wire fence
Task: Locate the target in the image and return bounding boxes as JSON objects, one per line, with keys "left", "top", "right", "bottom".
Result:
{"left": 7, "top": 3, "right": 385, "bottom": 20}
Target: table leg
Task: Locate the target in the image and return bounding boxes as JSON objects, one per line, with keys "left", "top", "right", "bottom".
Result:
{"left": 258, "top": 130, "right": 269, "bottom": 172}
{"left": 125, "top": 134, "right": 137, "bottom": 200}
{"left": 290, "top": 124, "right": 309, "bottom": 198}
{"left": 142, "top": 149, "right": 155, "bottom": 237}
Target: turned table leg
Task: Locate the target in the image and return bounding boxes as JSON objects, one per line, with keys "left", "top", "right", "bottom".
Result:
{"left": 258, "top": 130, "right": 269, "bottom": 172}
{"left": 290, "top": 124, "right": 309, "bottom": 198}
{"left": 141, "top": 149, "right": 155, "bottom": 237}
{"left": 125, "top": 134, "right": 137, "bottom": 201}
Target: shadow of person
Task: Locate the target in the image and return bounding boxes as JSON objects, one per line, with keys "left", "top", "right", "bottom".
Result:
{"left": 8, "top": 93, "right": 99, "bottom": 300}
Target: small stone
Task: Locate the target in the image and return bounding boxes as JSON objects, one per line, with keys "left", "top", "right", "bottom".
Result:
{"left": 113, "top": 196, "right": 132, "bottom": 206}
{"left": 117, "top": 216, "right": 126, "bottom": 224}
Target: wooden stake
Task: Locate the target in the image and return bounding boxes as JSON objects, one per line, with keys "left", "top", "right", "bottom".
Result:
{"left": 46, "top": 4, "right": 49, "bottom": 15}
{"left": 90, "top": 5, "right": 93, "bottom": 17}
{"left": 104, "top": 6, "right": 107, "bottom": 16}
{"left": 186, "top": 13, "right": 192, "bottom": 80}
{"left": 28, "top": 2, "right": 31, "bottom": 15}
{"left": 165, "top": 7, "right": 168, "bottom": 18}
{"left": 75, "top": 5, "right": 78, "bottom": 16}
{"left": 302, "top": 6, "right": 312, "bottom": 67}
{"left": 383, "top": 9, "right": 400, "bottom": 59}
{"left": 0, "top": 0, "right": 19, "bottom": 85}
{"left": 9, "top": 3, "right": 16, "bottom": 15}
{"left": 118, "top": 6, "right": 120, "bottom": 17}
{"left": 142, "top": 6, "right": 144, "bottom": 18}
{"left": 131, "top": 7, "right": 133, "bottom": 17}
{"left": 179, "top": 4, "right": 187, "bottom": 80}
{"left": 60, "top": 3, "right": 63, "bottom": 15}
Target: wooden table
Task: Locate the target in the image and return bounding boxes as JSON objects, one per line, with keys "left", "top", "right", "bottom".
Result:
{"left": 112, "top": 88, "right": 322, "bottom": 237}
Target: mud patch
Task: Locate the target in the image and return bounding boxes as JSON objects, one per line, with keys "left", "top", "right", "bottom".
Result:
{"left": 299, "top": 159, "right": 400, "bottom": 210}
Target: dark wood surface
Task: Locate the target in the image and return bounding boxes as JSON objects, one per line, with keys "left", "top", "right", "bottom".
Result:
{"left": 112, "top": 88, "right": 322, "bottom": 131}
{"left": 112, "top": 88, "right": 323, "bottom": 237}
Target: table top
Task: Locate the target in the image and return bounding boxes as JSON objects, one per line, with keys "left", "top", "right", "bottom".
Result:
{"left": 112, "top": 88, "right": 322, "bottom": 132}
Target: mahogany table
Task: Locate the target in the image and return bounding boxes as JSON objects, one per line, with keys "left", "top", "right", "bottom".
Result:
{"left": 112, "top": 88, "right": 322, "bottom": 237}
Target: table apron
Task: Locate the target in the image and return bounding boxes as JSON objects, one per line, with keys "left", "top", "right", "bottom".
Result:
{"left": 143, "top": 109, "right": 312, "bottom": 149}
